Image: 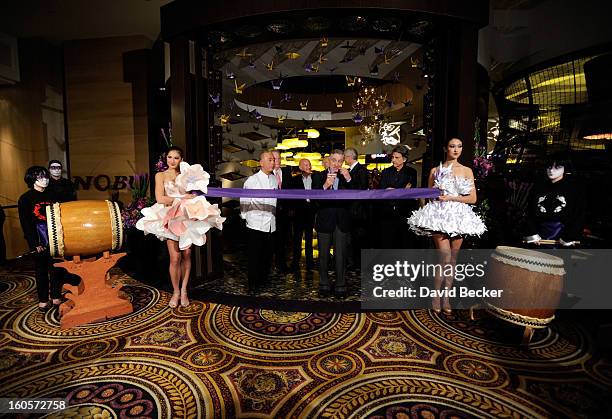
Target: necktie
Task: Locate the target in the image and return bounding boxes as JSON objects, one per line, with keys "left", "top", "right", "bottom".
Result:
{"left": 275, "top": 170, "right": 282, "bottom": 189}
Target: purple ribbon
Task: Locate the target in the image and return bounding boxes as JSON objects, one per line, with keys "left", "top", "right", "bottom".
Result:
{"left": 203, "top": 187, "right": 439, "bottom": 200}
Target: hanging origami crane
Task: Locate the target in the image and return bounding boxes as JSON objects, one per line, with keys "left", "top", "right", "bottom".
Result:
{"left": 220, "top": 114, "right": 230, "bottom": 126}
{"left": 265, "top": 60, "right": 275, "bottom": 71}
{"left": 281, "top": 93, "right": 292, "bottom": 103}
{"left": 209, "top": 93, "right": 220, "bottom": 105}
{"left": 300, "top": 100, "right": 309, "bottom": 110}
{"left": 286, "top": 52, "right": 301, "bottom": 60}
{"left": 304, "top": 63, "right": 319, "bottom": 73}
{"left": 346, "top": 76, "right": 356, "bottom": 87}
{"left": 234, "top": 80, "right": 246, "bottom": 94}
{"left": 225, "top": 70, "right": 236, "bottom": 80}
{"left": 335, "top": 98, "right": 344, "bottom": 108}
{"left": 236, "top": 48, "right": 252, "bottom": 59}
{"left": 353, "top": 113, "right": 363, "bottom": 124}
{"left": 318, "top": 53, "right": 327, "bottom": 64}
{"left": 320, "top": 36, "right": 328, "bottom": 47}
{"left": 271, "top": 79, "right": 283, "bottom": 90}
{"left": 277, "top": 114, "right": 286, "bottom": 124}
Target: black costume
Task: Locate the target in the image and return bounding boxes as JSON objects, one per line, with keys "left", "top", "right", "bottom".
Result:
{"left": 378, "top": 165, "right": 418, "bottom": 248}
{"left": 346, "top": 163, "right": 370, "bottom": 266}
{"left": 313, "top": 169, "right": 356, "bottom": 296}
{"left": 273, "top": 166, "right": 293, "bottom": 272}
{"left": 289, "top": 173, "right": 315, "bottom": 270}
{"left": 18, "top": 189, "right": 61, "bottom": 303}
{"left": 48, "top": 177, "right": 76, "bottom": 203}
{"left": 525, "top": 177, "right": 585, "bottom": 243}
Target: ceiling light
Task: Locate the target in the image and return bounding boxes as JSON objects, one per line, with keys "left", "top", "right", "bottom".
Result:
{"left": 584, "top": 133, "right": 612, "bottom": 140}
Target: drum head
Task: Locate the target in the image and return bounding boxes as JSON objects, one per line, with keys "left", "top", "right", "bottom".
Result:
{"left": 492, "top": 246, "right": 565, "bottom": 275}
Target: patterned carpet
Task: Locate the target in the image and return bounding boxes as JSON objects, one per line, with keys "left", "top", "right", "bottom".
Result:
{"left": 1, "top": 266, "right": 612, "bottom": 418}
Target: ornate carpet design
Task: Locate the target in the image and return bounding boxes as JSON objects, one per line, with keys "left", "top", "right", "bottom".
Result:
{"left": 1, "top": 268, "right": 611, "bottom": 418}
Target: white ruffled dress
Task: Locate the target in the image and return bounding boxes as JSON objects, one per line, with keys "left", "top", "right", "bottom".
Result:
{"left": 407, "top": 163, "right": 486, "bottom": 237}
{"left": 136, "top": 162, "right": 225, "bottom": 249}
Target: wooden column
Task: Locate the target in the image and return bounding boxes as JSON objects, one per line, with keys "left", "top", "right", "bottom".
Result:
{"left": 169, "top": 36, "right": 191, "bottom": 154}
{"left": 168, "top": 36, "right": 223, "bottom": 282}
{"left": 429, "top": 21, "right": 480, "bottom": 167}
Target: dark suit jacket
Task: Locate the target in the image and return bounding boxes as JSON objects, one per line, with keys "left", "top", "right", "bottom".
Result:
{"left": 275, "top": 166, "right": 293, "bottom": 212}
{"left": 347, "top": 162, "right": 369, "bottom": 221}
{"left": 312, "top": 169, "right": 353, "bottom": 233}
{"left": 348, "top": 162, "right": 369, "bottom": 190}
{"left": 289, "top": 173, "right": 316, "bottom": 219}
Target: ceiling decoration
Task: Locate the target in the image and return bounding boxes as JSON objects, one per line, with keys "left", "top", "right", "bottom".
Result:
{"left": 234, "top": 25, "right": 262, "bottom": 39}
{"left": 303, "top": 16, "right": 332, "bottom": 32}
{"left": 340, "top": 16, "right": 369, "bottom": 31}
{"left": 372, "top": 17, "right": 403, "bottom": 33}
{"left": 266, "top": 21, "right": 294, "bottom": 34}
{"left": 214, "top": 38, "right": 421, "bottom": 127}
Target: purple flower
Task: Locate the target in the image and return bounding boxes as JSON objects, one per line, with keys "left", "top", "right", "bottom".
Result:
{"left": 155, "top": 155, "right": 168, "bottom": 172}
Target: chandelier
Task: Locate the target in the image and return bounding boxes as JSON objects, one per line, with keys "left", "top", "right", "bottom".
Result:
{"left": 352, "top": 85, "right": 388, "bottom": 145}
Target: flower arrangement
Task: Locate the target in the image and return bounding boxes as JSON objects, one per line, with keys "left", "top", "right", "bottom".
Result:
{"left": 122, "top": 196, "right": 154, "bottom": 229}
{"left": 155, "top": 123, "right": 174, "bottom": 172}
{"left": 473, "top": 154, "right": 494, "bottom": 180}
{"left": 121, "top": 173, "right": 154, "bottom": 229}
{"left": 472, "top": 118, "right": 494, "bottom": 180}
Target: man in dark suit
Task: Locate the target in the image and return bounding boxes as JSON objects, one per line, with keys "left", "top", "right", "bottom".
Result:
{"left": 271, "top": 150, "right": 293, "bottom": 273}
{"left": 343, "top": 148, "right": 369, "bottom": 267}
{"left": 313, "top": 149, "right": 359, "bottom": 298}
{"left": 290, "top": 158, "right": 315, "bottom": 271}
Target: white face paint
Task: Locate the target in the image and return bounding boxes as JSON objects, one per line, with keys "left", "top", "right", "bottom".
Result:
{"left": 35, "top": 178, "right": 49, "bottom": 188}
{"left": 546, "top": 165, "right": 564, "bottom": 181}
{"left": 49, "top": 168, "right": 62, "bottom": 178}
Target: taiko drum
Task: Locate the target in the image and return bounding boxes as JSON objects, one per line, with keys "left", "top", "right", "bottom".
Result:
{"left": 46, "top": 200, "right": 123, "bottom": 258}
{"left": 485, "top": 246, "right": 565, "bottom": 328}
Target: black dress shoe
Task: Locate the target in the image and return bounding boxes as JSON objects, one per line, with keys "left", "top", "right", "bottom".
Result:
{"left": 318, "top": 288, "right": 331, "bottom": 298}
{"left": 334, "top": 289, "right": 348, "bottom": 299}
{"left": 37, "top": 303, "right": 51, "bottom": 313}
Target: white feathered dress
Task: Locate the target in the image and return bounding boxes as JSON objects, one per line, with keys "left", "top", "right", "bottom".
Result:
{"left": 407, "top": 163, "right": 486, "bottom": 237}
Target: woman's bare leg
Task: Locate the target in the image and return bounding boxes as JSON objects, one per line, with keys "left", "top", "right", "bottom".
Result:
{"left": 442, "top": 237, "right": 464, "bottom": 313}
{"left": 167, "top": 240, "right": 181, "bottom": 308}
{"left": 180, "top": 246, "right": 192, "bottom": 307}
{"left": 432, "top": 234, "right": 451, "bottom": 313}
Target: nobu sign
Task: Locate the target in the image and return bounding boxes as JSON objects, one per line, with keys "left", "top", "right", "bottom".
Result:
{"left": 72, "top": 175, "right": 137, "bottom": 191}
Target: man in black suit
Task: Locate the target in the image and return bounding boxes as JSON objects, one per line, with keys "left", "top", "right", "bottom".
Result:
{"left": 290, "top": 158, "right": 315, "bottom": 271}
{"left": 313, "top": 149, "right": 359, "bottom": 298}
{"left": 343, "top": 148, "right": 369, "bottom": 267}
{"left": 271, "top": 150, "right": 293, "bottom": 273}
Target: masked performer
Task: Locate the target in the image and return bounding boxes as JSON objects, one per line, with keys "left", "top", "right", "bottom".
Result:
{"left": 408, "top": 137, "right": 486, "bottom": 313}
{"left": 524, "top": 155, "right": 584, "bottom": 247}
{"left": 136, "top": 146, "right": 225, "bottom": 308}
{"left": 18, "top": 166, "right": 62, "bottom": 312}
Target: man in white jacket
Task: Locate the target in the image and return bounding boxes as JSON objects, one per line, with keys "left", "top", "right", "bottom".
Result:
{"left": 240, "top": 150, "right": 277, "bottom": 292}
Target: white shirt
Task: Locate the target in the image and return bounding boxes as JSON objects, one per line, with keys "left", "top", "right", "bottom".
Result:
{"left": 349, "top": 161, "right": 358, "bottom": 171}
{"left": 240, "top": 170, "right": 278, "bottom": 232}
{"left": 302, "top": 174, "right": 312, "bottom": 202}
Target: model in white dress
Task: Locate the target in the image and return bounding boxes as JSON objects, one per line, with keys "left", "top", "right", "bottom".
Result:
{"left": 408, "top": 163, "right": 486, "bottom": 237}
{"left": 136, "top": 147, "right": 224, "bottom": 309}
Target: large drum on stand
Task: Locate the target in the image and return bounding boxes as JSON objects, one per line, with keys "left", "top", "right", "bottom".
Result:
{"left": 45, "top": 200, "right": 129, "bottom": 329}
{"left": 46, "top": 200, "right": 123, "bottom": 258}
{"left": 485, "top": 246, "right": 565, "bottom": 331}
